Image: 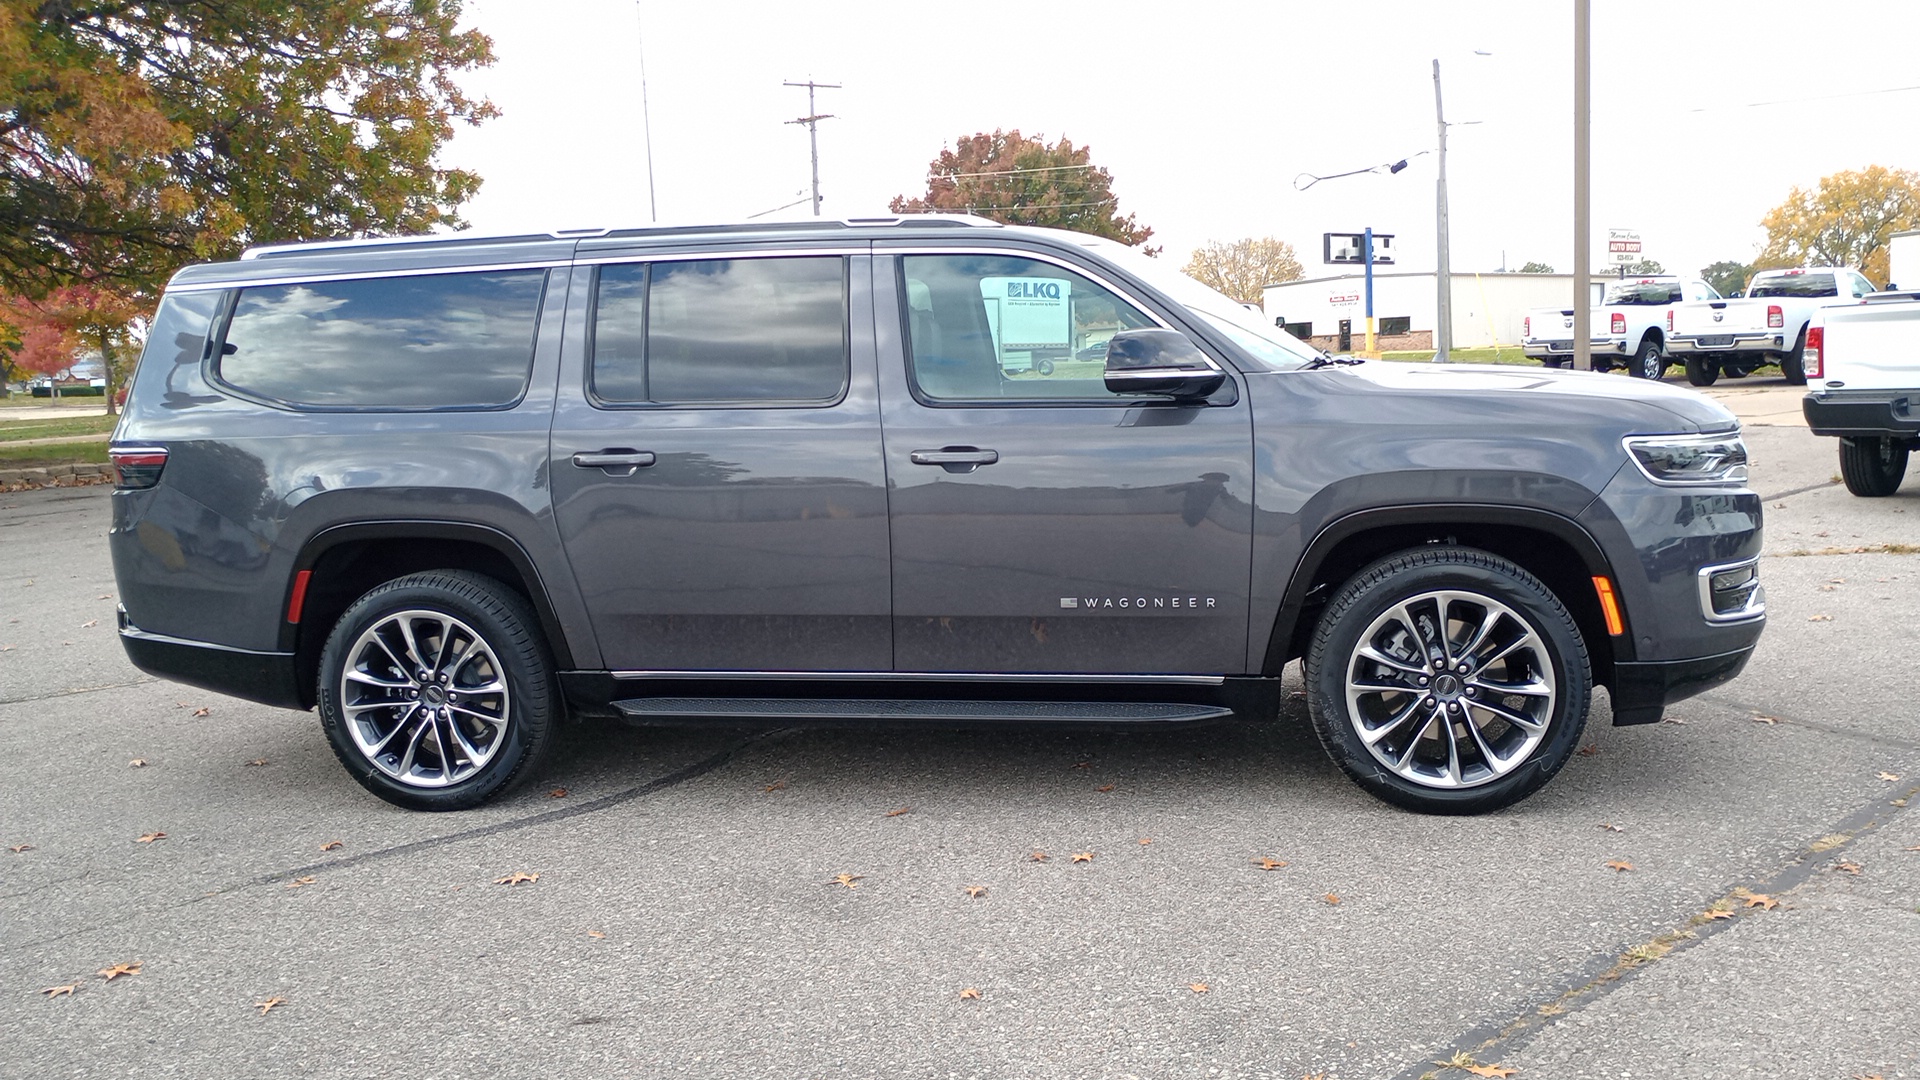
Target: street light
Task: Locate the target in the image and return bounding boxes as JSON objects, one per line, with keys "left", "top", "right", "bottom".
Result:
{"left": 1432, "top": 50, "right": 1490, "bottom": 364}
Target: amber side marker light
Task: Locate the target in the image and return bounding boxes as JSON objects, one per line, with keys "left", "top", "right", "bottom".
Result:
{"left": 1592, "top": 576, "right": 1625, "bottom": 636}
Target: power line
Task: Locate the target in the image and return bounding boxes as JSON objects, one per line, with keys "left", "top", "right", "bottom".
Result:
{"left": 1685, "top": 83, "right": 1920, "bottom": 113}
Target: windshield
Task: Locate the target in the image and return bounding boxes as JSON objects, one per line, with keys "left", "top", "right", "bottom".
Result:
{"left": 1069, "top": 234, "right": 1323, "bottom": 369}
{"left": 1603, "top": 280, "right": 1682, "bottom": 305}
{"left": 1750, "top": 273, "right": 1837, "bottom": 298}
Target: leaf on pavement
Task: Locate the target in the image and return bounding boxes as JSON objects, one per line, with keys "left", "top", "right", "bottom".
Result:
{"left": 1187, "top": 982, "right": 1209, "bottom": 994}
{"left": 244, "top": 758, "right": 269, "bottom": 767}
{"left": 1070, "top": 852, "right": 1094, "bottom": 864}
{"left": 1742, "top": 892, "right": 1779, "bottom": 910}
{"left": 493, "top": 871, "right": 539, "bottom": 886}
{"left": 1597, "top": 823, "right": 1623, "bottom": 832}
{"left": 1323, "top": 893, "right": 1341, "bottom": 905}
{"left": 1095, "top": 784, "right": 1116, "bottom": 792}
{"left": 319, "top": 840, "right": 343, "bottom": 851}
{"left": 763, "top": 780, "right": 787, "bottom": 793}
{"left": 81, "top": 619, "right": 97, "bottom": 628}
{"left": 1807, "top": 614, "right": 1832, "bottom": 622}
{"left": 9, "top": 843, "right": 34, "bottom": 853}
{"left": 1703, "top": 909, "right": 1735, "bottom": 921}
{"left": 253, "top": 996, "right": 287, "bottom": 1015}
{"left": 1137, "top": 837, "right": 1152, "bottom": 845}
{"left": 827, "top": 873, "right": 863, "bottom": 889}
{"left": 547, "top": 787, "right": 568, "bottom": 798}
{"left": 1752, "top": 715, "right": 1779, "bottom": 725}
{"left": 128, "top": 758, "right": 148, "bottom": 768}
{"left": 1606, "top": 860, "right": 1634, "bottom": 872}
{"left": 1834, "top": 860, "right": 1863, "bottom": 875}
{"left": 1576, "top": 744, "right": 1600, "bottom": 756}
{"left": 191, "top": 707, "right": 211, "bottom": 716}
{"left": 97, "top": 962, "right": 141, "bottom": 981}
{"left": 1029, "top": 851, "right": 1050, "bottom": 862}
{"left": 40, "top": 984, "right": 76, "bottom": 997}
{"left": 1252, "top": 857, "right": 1288, "bottom": 871}
{"left": 135, "top": 831, "right": 166, "bottom": 843}
{"left": 1659, "top": 716, "right": 1687, "bottom": 725}
{"left": 884, "top": 806, "right": 912, "bottom": 817}
{"left": 958, "top": 987, "right": 981, "bottom": 1000}
{"left": 285, "top": 876, "right": 316, "bottom": 889}
{"left": 1465, "top": 1066, "right": 1517, "bottom": 1078}
{"left": 964, "top": 885, "right": 988, "bottom": 899}
{"left": 587, "top": 930, "right": 605, "bottom": 939}
{"left": 1877, "top": 771, "right": 1901, "bottom": 782}
{"left": 1070, "top": 760, "right": 1092, "bottom": 769}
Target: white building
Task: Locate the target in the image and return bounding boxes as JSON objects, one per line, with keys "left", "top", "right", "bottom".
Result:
{"left": 1263, "top": 271, "right": 1607, "bottom": 352}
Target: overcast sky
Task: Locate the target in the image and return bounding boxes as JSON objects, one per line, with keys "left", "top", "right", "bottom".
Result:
{"left": 442, "top": 0, "right": 1920, "bottom": 284}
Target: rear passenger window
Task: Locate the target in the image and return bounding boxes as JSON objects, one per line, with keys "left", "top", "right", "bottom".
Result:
{"left": 218, "top": 270, "right": 546, "bottom": 409}
{"left": 591, "top": 256, "right": 847, "bottom": 406}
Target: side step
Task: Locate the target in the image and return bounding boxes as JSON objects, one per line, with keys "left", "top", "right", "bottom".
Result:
{"left": 610, "top": 697, "right": 1234, "bottom": 725}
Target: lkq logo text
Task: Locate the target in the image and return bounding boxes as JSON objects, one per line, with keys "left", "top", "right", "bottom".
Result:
{"left": 1060, "top": 595, "right": 1217, "bottom": 610}
{"left": 1008, "top": 280, "right": 1062, "bottom": 299}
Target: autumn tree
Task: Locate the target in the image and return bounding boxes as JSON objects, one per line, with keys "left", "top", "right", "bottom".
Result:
{"left": 890, "top": 130, "right": 1156, "bottom": 250}
{"left": 1182, "top": 238, "right": 1302, "bottom": 305}
{"left": 1517, "top": 261, "right": 1554, "bottom": 274}
{"left": 1756, "top": 166, "right": 1920, "bottom": 286}
{"left": 1700, "top": 259, "right": 1754, "bottom": 297}
{"left": 0, "top": 1, "right": 499, "bottom": 296}
{"left": 2, "top": 286, "right": 146, "bottom": 412}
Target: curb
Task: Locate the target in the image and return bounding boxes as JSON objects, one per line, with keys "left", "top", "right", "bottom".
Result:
{"left": 0, "top": 463, "right": 112, "bottom": 492}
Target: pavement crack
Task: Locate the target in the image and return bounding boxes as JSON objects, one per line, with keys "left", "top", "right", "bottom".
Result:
{"left": 1758, "top": 478, "right": 1841, "bottom": 502}
{"left": 0, "top": 678, "right": 159, "bottom": 707}
{"left": 1385, "top": 774, "right": 1918, "bottom": 1080}
{"left": 1692, "top": 692, "right": 1920, "bottom": 753}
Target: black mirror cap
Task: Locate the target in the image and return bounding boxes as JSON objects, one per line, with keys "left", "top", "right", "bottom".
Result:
{"left": 1102, "top": 328, "right": 1227, "bottom": 399}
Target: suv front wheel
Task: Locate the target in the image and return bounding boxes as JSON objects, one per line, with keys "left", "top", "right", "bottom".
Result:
{"left": 317, "top": 570, "right": 555, "bottom": 810}
{"left": 1305, "top": 547, "right": 1591, "bottom": 814}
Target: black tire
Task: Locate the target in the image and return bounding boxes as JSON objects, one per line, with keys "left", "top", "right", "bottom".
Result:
{"left": 1630, "top": 336, "right": 1666, "bottom": 380}
{"left": 318, "top": 570, "right": 555, "bottom": 810}
{"left": 1684, "top": 355, "right": 1720, "bottom": 386}
{"left": 1838, "top": 437, "right": 1910, "bottom": 497}
{"left": 1035, "top": 359, "right": 1055, "bottom": 376}
{"left": 1780, "top": 328, "right": 1808, "bottom": 385}
{"left": 1304, "top": 547, "right": 1591, "bottom": 815}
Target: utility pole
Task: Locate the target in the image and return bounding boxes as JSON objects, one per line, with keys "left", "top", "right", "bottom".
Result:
{"left": 783, "top": 79, "right": 840, "bottom": 217}
{"left": 1573, "top": 0, "right": 1592, "bottom": 372}
{"left": 1432, "top": 59, "right": 1453, "bottom": 363}
{"left": 635, "top": 3, "right": 658, "bottom": 222}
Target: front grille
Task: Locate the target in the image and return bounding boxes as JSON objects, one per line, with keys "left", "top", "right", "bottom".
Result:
{"left": 1698, "top": 559, "right": 1764, "bottom": 622}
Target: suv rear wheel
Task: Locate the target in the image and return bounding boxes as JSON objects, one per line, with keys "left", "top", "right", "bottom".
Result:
{"left": 1305, "top": 547, "right": 1591, "bottom": 814}
{"left": 1631, "top": 337, "right": 1665, "bottom": 380}
{"left": 317, "top": 570, "right": 555, "bottom": 810}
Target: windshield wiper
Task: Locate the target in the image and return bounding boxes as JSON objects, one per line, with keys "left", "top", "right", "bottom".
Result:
{"left": 1302, "top": 351, "right": 1365, "bottom": 370}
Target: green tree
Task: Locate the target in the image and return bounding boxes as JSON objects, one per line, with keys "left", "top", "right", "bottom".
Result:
{"left": 0, "top": 1, "right": 498, "bottom": 296}
{"left": 1517, "top": 260, "right": 1554, "bottom": 274}
{"left": 1595, "top": 259, "right": 1665, "bottom": 276}
{"left": 1699, "top": 259, "right": 1754, "bottom": 297}
{"left": 1182, "top": 238, "right": 1302, "bottom": 305}
{"left": 1756, "top": 166, "right": 1920, "bottom": 286}
{"left": 890, "top": 129, "right": 1156, "bottom": 250}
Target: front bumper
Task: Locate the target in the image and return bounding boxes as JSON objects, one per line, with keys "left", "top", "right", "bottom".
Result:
{"left": 1803, "top": 389, "right": 1920, "bottom": 440}
{"left": 117, "top": 607, "right": 306, "bottom": 710}
{"left": 1609, "top": 647, "right": 1754, "bottom": 725}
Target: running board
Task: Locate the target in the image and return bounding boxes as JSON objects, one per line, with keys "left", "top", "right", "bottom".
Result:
{"left": 609, "top": 697, "right": 1235, "bottom": 725}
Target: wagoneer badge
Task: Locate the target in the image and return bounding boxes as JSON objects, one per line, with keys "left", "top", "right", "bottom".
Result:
{"left": 1062, "top": 596, "right": 1217, "bottom": 609}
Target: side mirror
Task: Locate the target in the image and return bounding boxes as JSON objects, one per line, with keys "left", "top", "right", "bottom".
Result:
{"left": 1729, "top": 289, "right": 1744, "bottom": 298}
{"left": 1103, "top": 328, "right": 1226, "bottom": 399}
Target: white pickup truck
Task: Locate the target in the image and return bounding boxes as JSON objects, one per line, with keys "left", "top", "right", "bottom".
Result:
{"left": 1521, "top": 276, "right": 1720, "bottom": 379}
{"left": 1667, "top": 267, "right": 1877, "bottom": 387}
{"left": 1801, "top": 289, "right": 1918, "bottom": 496}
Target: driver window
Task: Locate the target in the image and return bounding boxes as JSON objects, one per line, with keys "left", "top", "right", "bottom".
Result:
{"left": 900, "top": 254, "right": 1155, "bottom": 402}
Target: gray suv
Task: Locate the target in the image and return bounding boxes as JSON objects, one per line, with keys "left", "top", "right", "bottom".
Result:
{"left": 108, "top": 216, "right": 1766, "bottom": 814}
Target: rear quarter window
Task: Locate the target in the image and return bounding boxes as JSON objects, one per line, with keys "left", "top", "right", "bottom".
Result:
{"left": 216, "top": 269, "right": 548, "bottom": 409}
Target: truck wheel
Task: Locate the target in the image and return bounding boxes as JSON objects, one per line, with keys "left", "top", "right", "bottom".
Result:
{"left": 318, "top": 570, "right": 555, "bottom": 811}
{"left": 1630, "top": 338, "right": 1665, "bottom": 380}
{"left": 1780, "top": 328, "right": 1808, "bottom": 385}
{"left": 1304, "top": 547, "right": 1591, "bottom": 815}
{"left": 1839, "top": 437, "right": 1910, "bottom": 497}
{"left": 1684, "top": 356, "right": 1720, "bottom": 386}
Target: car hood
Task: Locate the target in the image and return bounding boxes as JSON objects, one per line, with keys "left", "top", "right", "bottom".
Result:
{"left": 1322, "top": 361, "right": 1738, "bottom": 433}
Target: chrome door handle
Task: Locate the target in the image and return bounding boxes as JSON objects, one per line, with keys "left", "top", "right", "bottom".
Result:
{"left": 909, "top": 448, "right": 998, "bottom": 466}
{"left": 571, "top": 449, "right": 656, "bottom": 475}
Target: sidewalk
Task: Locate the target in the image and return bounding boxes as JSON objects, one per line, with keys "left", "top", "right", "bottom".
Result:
{"left": 1696, "top": 383, "right": 1809, "bottom": 428}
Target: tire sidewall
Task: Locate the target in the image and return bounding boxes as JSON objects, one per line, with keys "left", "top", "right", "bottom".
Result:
{"left": 317, "top": 571, "right": 552, "bottom": 811}
{"left": 1633, "top": 339, "right": 1663, "bottom": 380}
{"left": 1305, "top": 549, "right": 1591, "bottom": 814}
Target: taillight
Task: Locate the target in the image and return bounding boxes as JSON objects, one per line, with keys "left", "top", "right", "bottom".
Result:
{"left": 1610, "top": 313, "right": 1625, "bottom": 335}
{"left": 1767, "top": 304, "right": 1783, "bottom": 329}
{"left": 1665, "top": 310, "right": 1673, "bottom": 332}
{"left": 109, "top": 446, "right": 168, "bottom": 489}
{"left": 1523, "top": 316, "right": 1531, "bottom": 338}
{"left": 1804, "top": 326, "right": 1822, "bottom": 378}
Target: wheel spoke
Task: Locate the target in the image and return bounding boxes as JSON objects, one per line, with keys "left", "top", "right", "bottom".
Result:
{"left": 449, "top": 702, "right": 507, "bottom": 728}
{"left": 1393, "top": 711, "right": 1437, "bottom": 770}
{"left": 1469, "top": 695, "right": 1547, "bottom": 734}
{"left": 1438, "top": 709, "right": 1464, "bottom": 785}
{"left": 364, "top": 703, "right": 421, "bottom": 756}
{"left": 396, "top": 617, "right": 430, "bottom": 675}
{"left": 1457, "top": 607, "right": 1504, "bottom": 664}
{"left": 1394, "top": 603, "right": 1434, "bottom": 661}
{"left": 395, "top": 711, "right": 433, "bottom": 776}
{"left": 345, "top": 669, "right": 413, "bottom": 690}
{"left": 1358, "top": 695, "right": 1427, "bottom": 748}
{"left": 1471, "top": 674, "right": 1554, "bottom": 699}
{"left": 431, "top": 617, "right": 457, "bottom": 675}
{"left": 444, "top": 715, "right": 487, "bottom": 767}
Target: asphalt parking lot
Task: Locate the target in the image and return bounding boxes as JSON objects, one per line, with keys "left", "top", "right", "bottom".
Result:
{"left": 2, "top": 383, "right": 1915, "bottom": 1079}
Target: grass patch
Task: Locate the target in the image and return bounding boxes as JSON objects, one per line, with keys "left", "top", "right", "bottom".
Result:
{"left": 0, "top": 441, "right": 109, "bottom": 468}
{"left": 0, "top": 393, "right": 107, "bottom": 409}
{"left": 1379, "top": 346, "right": 1534, "bottom": 366}
{"left": 0, "top": 414, "right": 117, "bottom": 442}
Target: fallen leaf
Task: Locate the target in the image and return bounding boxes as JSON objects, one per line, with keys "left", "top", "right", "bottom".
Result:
{"left": 244, "top": 758, "right": 269, "bottom": 767}
{"left": 1703, "top": 909, "right": 1735, "bottom": 921}
{"left": 1752, "top": 715, "right": 1779, "bottom": 725}
{"left": 1743, "top": 893, "right": 1779, "bottom": 910}
{"left": 763, "top": 780, "right": 786, "bottom": 793}
{"left": 319, "top": 840, "right": 343, "bottom": 852}
{"left": 8, "top": 843, "right": 33, "bottom": 853}
{"left": 1070, "top": 761, "right": 1092, "bottom": 769}
{"left": 958, "top": 987, "right": 981, "bottom": 1000}
{"left": 1597, "top": 823, "right": 1623, "bottom": 833}
{"left": 964, "top": 885, "right": 988, "bottom": 899}
{"left": 1323, "top": 893, "right": 1341, "bottom": 905}
{"left": 1095, "top": 783, "right": 1116, "bottom": 792}
{"left": 1835, "top": 860, "right": 1863, "bottom": 875}
{"left": 253, "top": 996, "right": 287, "bottom": 1015}
{"left": 1187, "top": 982, "right": 1209, "bottom": 994}
{"left": 1877, "top": 771, "right": 1901, "bottom": 782}
{"left": 128, "top": 758, "right": 148, "bottom": 768}
{"left": 884, "top": 806, "right": 912, "bottom": 817}
{"left": 135, "top": 831, "right": 166, "bottom": 844}
{"left": 97, "top": 962, "right": 141, "bottom": 981}
{"left": 1465, "top": 1066, "right": 1517, "bottom": 1079}
{"left": 1070, "top": 852, "right": 1094, "bottom": 864}
{"left": 1029, "top": 851, "right": 1050, "bottom": 862}
{"left": 1252, "top": 857, "right": 1288, "bottom": 871}
{"left": 191, "top": 706, "right": 211, "bottom": 716}
{"left": 81, "top": 619, "right": 97, "bottom": 628}
{"left": 1606, "top": 860, "right": 1634, "bottom": 872}
{"left": 97, "top": 594, "right": 111, "bottom": 600}
{"left": 285, "top": 876, "right": 316, "bottom": 889}
{"left": 39, "top": 984, "right": 76, "bottom": 997}
{"left": 493, "top": 871, "right": 539, "bottom": 886}
{"left": 1772, "top": 502, "right": 1786, "bottom": 509}
{"left": 1576, "top": 743, "right": 1600, "bottom": 757}
{"left": 827, "top": 873, "right": 863, "bottom": 889}
{"left": 547, "top": 787, "right": 568, "bottom": 798}
{"left": 587, "top": 930, "right": 605, "bottom": 939}
{"left": 1807, "top": 614, "right": 1832, "bottom": 622}
{"left": 1659, "top": 716, "right": 1688, "bottom": 725}
{"left": 1137, "top": 837, "right": 1153, "bottom": 845}
{"left": 1830, "top": 578, "right": 1846, "bottom": 584}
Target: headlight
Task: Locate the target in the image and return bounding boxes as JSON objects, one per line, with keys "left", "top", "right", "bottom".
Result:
{"left": 1623, "top": 432, "right": 1749, "bottom": 486}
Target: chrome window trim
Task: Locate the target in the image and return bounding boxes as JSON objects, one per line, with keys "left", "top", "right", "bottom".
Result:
{"left": 168, "top": 259, "right": 574, "bottom": 293}
{"left": 609, "top": 670, "right": 1227, "bottom": 685}
{"left": 573, "top": 246, "right": 865, "bottom": 266}
{"left": 1696, "top": 556, "right": 1765, "bottom": 624}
